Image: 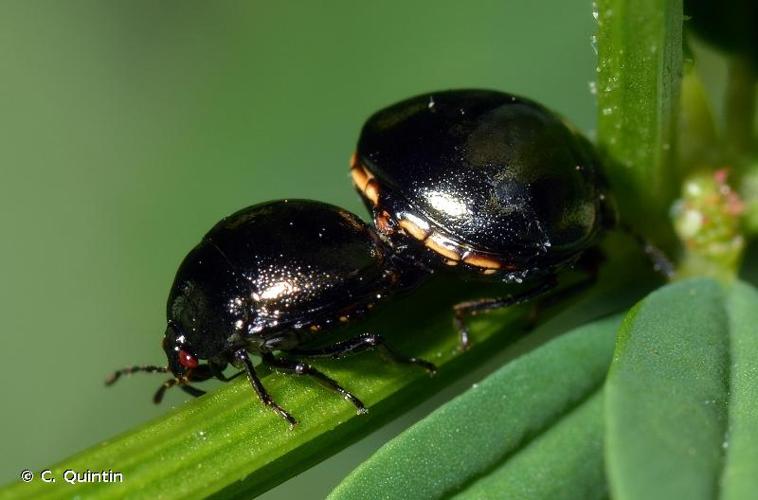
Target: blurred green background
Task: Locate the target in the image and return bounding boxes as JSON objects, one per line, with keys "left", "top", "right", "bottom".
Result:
{"left": 0, "top": 0, "right": 595, "bottom": 495}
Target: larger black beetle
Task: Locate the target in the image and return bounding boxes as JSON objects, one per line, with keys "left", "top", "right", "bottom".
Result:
{"left": 351, "top": 89, "right": 613, "bottom": 347}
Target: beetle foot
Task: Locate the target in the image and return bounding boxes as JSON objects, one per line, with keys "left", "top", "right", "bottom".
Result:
{"left": 275, "top": 407, "right": 298, "bottom": 428}
{"left": 413, "top": 358, "right": 437, "bottom": 375}
{"left": 453, "top": 313, "right": 472, "bottom": 352}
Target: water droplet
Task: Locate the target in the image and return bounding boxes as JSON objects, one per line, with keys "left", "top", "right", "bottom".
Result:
{"left": 588, "top": 81, "right": 597, "bottom": 95}
{"left": 591, "top": 35, "right": 598, "bottom": 55}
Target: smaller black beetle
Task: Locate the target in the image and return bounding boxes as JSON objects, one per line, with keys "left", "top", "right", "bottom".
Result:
{"left": 107, "top": 200, "right": 434, "bottom": 425}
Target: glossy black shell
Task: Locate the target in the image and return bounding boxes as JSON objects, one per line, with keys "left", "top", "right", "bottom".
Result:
{"left": 356, "top": 89, "right": 609, "bottom": 271}
{"left": 165, "top": 200, "right": 395, "bottom": 361}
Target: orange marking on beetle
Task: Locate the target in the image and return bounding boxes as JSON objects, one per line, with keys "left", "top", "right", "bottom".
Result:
{"left": 425, "top": 233, "right": 461, "bottom": 261}
{"left": 364, "top": 179, "right": 380, "bottom": 205}
{"left": 351, "top": 165, "right": 369, "bottom": 190}
{"left": 349, "top": 152, "right": 358, "bottom": 169}
{"left": 463, "top": 253, "right": 503, "bottom": 270}
{"left": 375, "top": 210, "right": 394, "bottom": 234}
{"left": 398, "top": 218, "right": 429, "bottom": 241}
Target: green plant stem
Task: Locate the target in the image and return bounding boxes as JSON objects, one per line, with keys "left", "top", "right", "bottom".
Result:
{"left": 724, "top": 56, "right": 757, "bottom": 163}
{"left": 677, "top": 58, "right": 719, "bottom": 173}
{"left": 596, "top": 0, "right": 683, "bottom": 248}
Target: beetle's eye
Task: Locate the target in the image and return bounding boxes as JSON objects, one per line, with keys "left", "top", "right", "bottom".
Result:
{"left": 178, "top": 349, "right": 199, "bottom": 369}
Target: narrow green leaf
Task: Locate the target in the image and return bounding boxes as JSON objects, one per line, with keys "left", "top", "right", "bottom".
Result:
{"left": 0, "top": 237, "right": 652, "bottom": 500}
{"left": 0, "top": 280, "right": 538, "bottom": 500}
{"left": 721, "top": 281, "right": 758, "bottom": 499}
{"left": 452, "top": 391, "right": 606, "bottom": 500}
{"left": 605, "top": 278, "right": 730, "bottom": 500}
{"left": 596, "top": 0, "right": 683, "bottom": 243}
{"left": 329, "top": 314, "right": 622, "bottom": 500}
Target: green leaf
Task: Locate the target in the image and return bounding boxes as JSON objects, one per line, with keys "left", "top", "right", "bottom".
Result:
{"left": 328, "top": 314, "right": 623, "bottom": 500}
{"left": 0, "top": 280, "right": 530, "bottom": 500}
{"left": 452, "top": 391, "right": 606, "bottom": 500}
{"left": 606, "top": 278, "right": 758, "bottom": 499}
{"left": 596, "top": 0, "right": 683, "bottom": 243}
{"left": 0, "top": 235, "right": 652, "bottom": 500}
{"left": 721, "top": 281, "right": 758, "bottom": 499}
{"left": 5, "top": 273, "right": 627, "bottom": 500}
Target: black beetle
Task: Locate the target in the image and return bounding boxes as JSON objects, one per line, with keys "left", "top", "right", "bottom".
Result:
{"left": 108, "top": 89, "right": 664, "bottom": 424}
{"left": 351, "top": 89, "right": 613, "bottom": 347}
{"left": 107, "top": 200, "right": 435, "bottom": 425}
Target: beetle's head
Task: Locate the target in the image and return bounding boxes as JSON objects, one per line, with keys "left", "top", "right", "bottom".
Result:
{"left": 104, "top": 321, "right": 213, "bottom": 403}
{"left": 162, "top": 321, "right": 202, "bottom": 380}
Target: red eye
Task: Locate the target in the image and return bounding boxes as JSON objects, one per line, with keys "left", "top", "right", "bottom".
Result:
{"left": 178, "top": 349, "right": 198, "bottom": 369}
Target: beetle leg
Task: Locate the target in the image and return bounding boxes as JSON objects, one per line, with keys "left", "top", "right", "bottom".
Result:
{"left": 285, "top": 334, "right": 436, "bottom": 374}
{"left": 235, "top": 349, "right": 297, "bottom": 427}
{"left": 525, "top": 253, "right": 603, "bottom": 327}
{"left": 618, "top": 223, "right": 675, "bottom": 279}
{"left": 453, "top": 277, "right": 558, "bottom": 351}
{"left": 262, "top": 353, "right": 368, "bottom": 415}
{"left": 152, "top": 378, "right": 207, "bottom": 402}
{"left": 153, "top": 378, "right": 179, "bottom": 404}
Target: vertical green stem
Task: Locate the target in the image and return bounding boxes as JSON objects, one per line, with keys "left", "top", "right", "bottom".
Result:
{"left": 596, "top": 0, "right": 684, "bottom": 246}
{"left": 724, "top": 57, "right": 757, "bottom": 163}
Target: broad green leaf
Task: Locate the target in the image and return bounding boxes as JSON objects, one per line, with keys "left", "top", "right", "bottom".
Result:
{"left": 721, "top": 281, "right": 758, "bottom": 499}
{"left": 452, "top": 391, "right": 606, "bottom": 500}
{"left": 606, "top": 278, "right": 758, "bottom": 499}
{"left": 596, "top": 0, "right": 683, "bottom": 244}
{"left": 329, "top": 314, "right": 622, "bottom": 500}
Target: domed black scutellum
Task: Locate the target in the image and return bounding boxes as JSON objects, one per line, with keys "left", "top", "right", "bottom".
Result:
{"left": 351, "top": 89, "right": 613, "bottom": 347}
{"left": 106, "top": 200, "right": 434, "bottom": 426}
